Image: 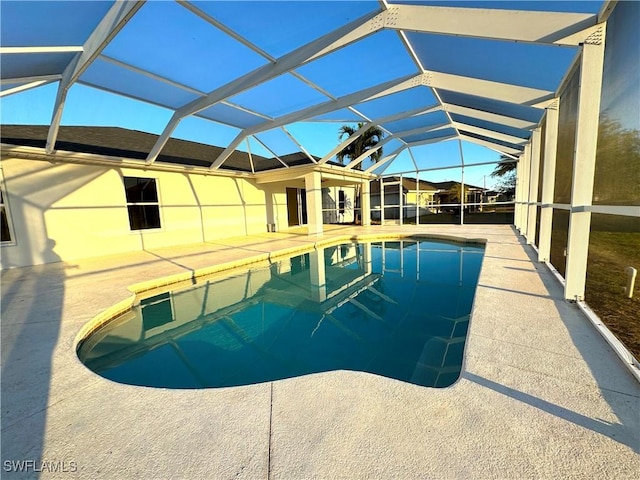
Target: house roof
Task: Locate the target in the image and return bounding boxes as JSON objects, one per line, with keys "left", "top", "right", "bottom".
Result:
{"left": 0, "top": 124, "right": 321, "bottom": 172}
{"left": 430, "top": 180, "right": 484, "bottom": 191}
{"left": 1, "top": 1, "right": 609, "bottom": 175}
{"left": 370, "top": 176, "right": 483, "bottom": 194}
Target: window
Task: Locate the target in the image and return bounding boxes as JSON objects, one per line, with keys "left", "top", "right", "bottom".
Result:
{"left": 123, "top": 177, "right": 161, "bottom": 230}
{"left": 338, "top": 190, "right": 345, "bottom": 214}
{"left": 0, "top": 184, "right": 14, "bottom": 244}
{"left": 141, "top": 292, "right": 173, "bottom": 331}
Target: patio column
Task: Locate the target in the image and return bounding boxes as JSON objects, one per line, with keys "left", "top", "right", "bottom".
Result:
{"left": 538, "top": 99, "right": 559, "bottom": 262}
{"left": 361, "top": 180, "right": 371, "bottom": 226}
{"left": 514, "top": 157, "right": 523, "bottom": 230}
{"left": 516, "top": 143, "right": 531, "bottom": 235}
{"left": 305, "top": 171, "right": 324, "bottom": 235}
{"left": 309, "top": 249, "right": 327, "bottom": 302}
{"left": 526, "top": 127, "right": 542, "bottom": 244}
{"left": 363, "top": 242, "right": 372, "bottom": 274}
{"left": 565, "top": 36, "right": 606, "bottom": 301}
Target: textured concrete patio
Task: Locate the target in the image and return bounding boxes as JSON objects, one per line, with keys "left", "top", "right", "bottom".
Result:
{"left": 1, "top": 225, "right": 638, "bottom": 479}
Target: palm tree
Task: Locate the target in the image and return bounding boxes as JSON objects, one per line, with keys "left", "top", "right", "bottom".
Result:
{"left": 336, "top": 123, "right": 384, "bottom": 170}
{"left": 491, "top": 155, "right": 517, "bottom": 199}
{"left": 336, "top": 123, "right": 385, "bottom": 224}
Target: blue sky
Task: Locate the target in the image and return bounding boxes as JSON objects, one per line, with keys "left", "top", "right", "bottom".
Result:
{"left": 1, "top": 0, "right": 600, "bottom": 188}
{"left": 0, "top": 74, "right": 507, "bottom": 187}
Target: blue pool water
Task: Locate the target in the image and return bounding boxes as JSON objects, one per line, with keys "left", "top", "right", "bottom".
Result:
{"left": 78, "top": 239, "right": 484, "bottom": 388}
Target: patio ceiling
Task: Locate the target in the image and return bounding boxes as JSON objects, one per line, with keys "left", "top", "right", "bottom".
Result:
{"left": 0, "top": 0, "right": 608, "bottom": 175}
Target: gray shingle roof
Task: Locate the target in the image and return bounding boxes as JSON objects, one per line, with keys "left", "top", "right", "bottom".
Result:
{"left": 0, "top": 125, "right": 319, "bottom": 172}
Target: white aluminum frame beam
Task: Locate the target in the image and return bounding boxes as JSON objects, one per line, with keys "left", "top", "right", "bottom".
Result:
{"left": 0, "top": 46, "right": 83, "bottom": 54}
{"left": 345, "top": 136, "right": 395, "bottom": 170}
{"left": 369, "top": 104, "right": 442, "bottom": 126}
{"left": 452, "top": 122, "right": 529, "bottom": 146}
{"left": 0, "top": 79, "right": 59, "bottom": 97}
{"left": 526, "top": 127, "right": 542, "bottom": 244}
{"left": 538, "top": 100, "right": 560, "bottom": 263}
{"left": 424, "top": 70, "right": 555, "bottom": 107}
{"left": 281, "top": 127, "right": 317, "bottom": 164}
{"left": 1, "top": 74, "right": 62, "bottom": 86}
{"left": 393, "top": 122, "right": 451, "bottom": 139}
{"left": 311, "top": 5, "right": 597, "bottom": 59}
{"left": 365, "top": 146, "right": 405, "bottom": 173}
{"left": 251, "top": 136, "right": 289, "bottom": 168}
{"left": 458, "top": 134, "right": 523, "bottom": 156}
{"left": 46, "top": 1, "right": 145, "bottom": 153}
{"left": 443, "top": 103, "right": 539, "bottom": 130}
{"left": 564, "top": 37, "right": 606, "bottom": 301}
{"left": 387, "top": 5, "right": 597, "bottom": 46}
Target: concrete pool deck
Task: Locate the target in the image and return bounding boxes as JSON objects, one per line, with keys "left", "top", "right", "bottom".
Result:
{"left": 1, "top": 224, "right": 639, "bottom": 479}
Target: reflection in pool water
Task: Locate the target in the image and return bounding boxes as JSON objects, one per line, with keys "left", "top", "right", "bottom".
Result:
{"left": 78, "top": 239, "right": 484, "bottom": 388}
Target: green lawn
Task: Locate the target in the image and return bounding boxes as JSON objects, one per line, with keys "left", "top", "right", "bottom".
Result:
{"left": 585, "top": 226, "right": 640, "bottom": 359}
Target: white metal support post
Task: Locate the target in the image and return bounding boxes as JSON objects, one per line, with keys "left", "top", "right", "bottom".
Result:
{"left": 565, "top": 32, "right": 606, "bottom": 301}
{"left": 537, "top": 100, "right": 560, "bottom": 262}
{"left": 514, "top": 158, "right": 523, "bottom": 230}
{"left": 460, "top": 166, "right": 465, "bottom": 225}
{"left": 459, "top": 140, "right": 465, "bottom": 225}
{"left": 309, "top": 249, "right": 327, "bottom": 302}
{"left": 361, "top": 180, "right": 371, "bottom": 226}
{"left": 380, "top": 179, "right": 386, "bottom": 225}
{"left": 526, "top": 128, "right": 542, "bottom": 244}
{"left": 521, "top": 143, "right": 532, "bottom": 237}
{"left": 304, "top": 172, "right": 324, "bottom": 235}
{"left": 516, "top": 144, "right": 531, "bottom": 234}
{"left": 399, "top": 174, "right": 404, "bottom": 226}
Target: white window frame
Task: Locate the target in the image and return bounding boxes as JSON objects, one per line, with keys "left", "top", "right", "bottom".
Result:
{"left": 123, "top": 176, "right": 163, "bottom": 232}
{"left": 0, "top": 169, "right": 16, "bottom": 246}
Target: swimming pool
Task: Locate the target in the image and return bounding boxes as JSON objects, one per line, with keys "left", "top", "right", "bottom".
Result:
{"left": 78, "top": 238, "right": 484, "bottom": 388}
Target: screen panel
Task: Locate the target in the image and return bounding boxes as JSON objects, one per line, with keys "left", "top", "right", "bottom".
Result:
{"left": 408, "top": 32, "right": 577, "bottom": 91}
{"left": 585, "top": 213, "right": 640, "bottom": 358}
{"left": 103, "top": 1, "right": 268, "bottom": 92}
{"left": 355, "top": 87, "right": 438, "bottom": 120}
{"left": 553, "top": 64, "right": 580, "bottom": 204}
{"left": 1, "top": 1, "right": 114, "bottom": 47}
{"left": 439, "top": 90, "right": 543, "bottom": 123}
{"left": 61, "top": 84, "right": 173, "bottom": 134}
{"left": 412, "top": 141, "right": 463, "bottom": 170}
{"left": 549, "top": 209, "right": 569, "bottom": 277}
{"left": 593, "top": 1, "right": 640, "bottom": 206}
{"left": 192, "top": 1, "right": 380, "bottom": 58}
{"left": 1, "top": 53, "right": 76, "bottom": 79}
{"left": 450, "top": 113, "right": 531, "bottom": 141}
{"left": 401, "top": 128, "right": 457, "bottom": 145}
{"left": 383, "top": 111, "right": 449, "bottom": 134}
{"left": 296, "top": 30, "right": 418, "bottom": 98}
{"left": 197, "top": 103, "right": 268, "bottom": 129}
{"left": 80, "top": 58, "right": 200, "bottom": 109}
{"left": 228, "top": 74, "right": 329, "bottom": 118}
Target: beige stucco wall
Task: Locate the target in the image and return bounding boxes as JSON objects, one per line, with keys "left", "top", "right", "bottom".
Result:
{"left": 0, "top": 157, "right": 290, "bottom": 268}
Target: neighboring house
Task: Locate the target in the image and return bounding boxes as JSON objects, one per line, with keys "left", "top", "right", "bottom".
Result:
{"left": 429, "top": 181, "right": 485, "bottom": 213}
{"left": 370, "top": 177, "right": 489, "bottom": 220}
{"left": 370, "top": 177, "right": 439, "bottom": 220}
